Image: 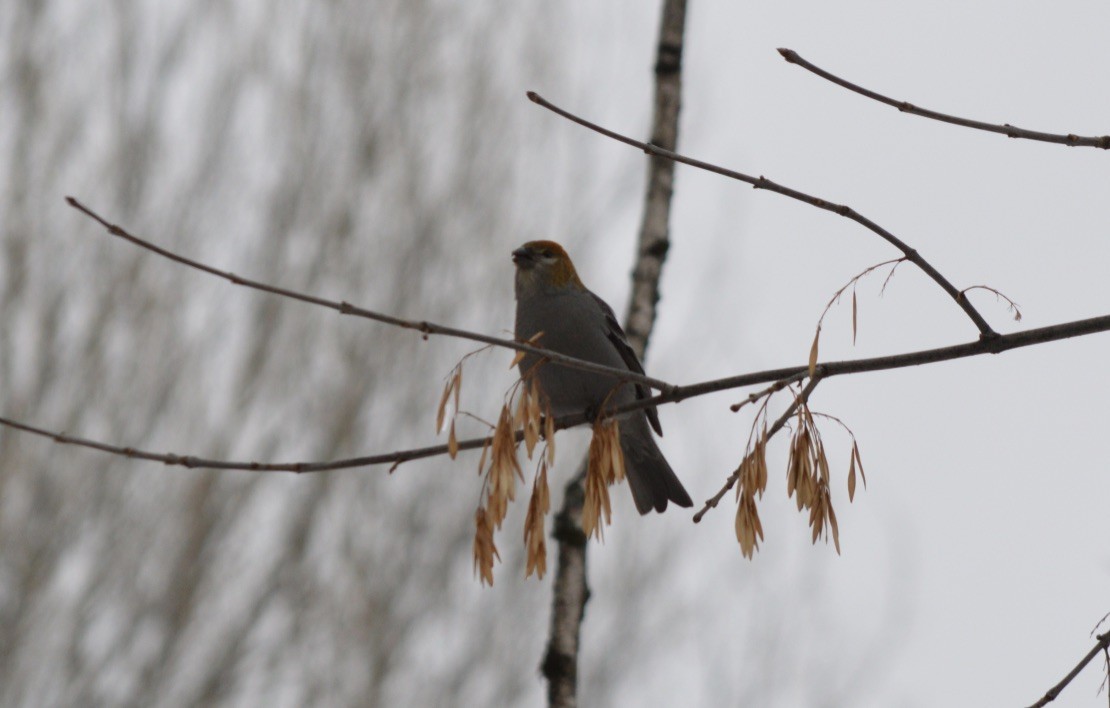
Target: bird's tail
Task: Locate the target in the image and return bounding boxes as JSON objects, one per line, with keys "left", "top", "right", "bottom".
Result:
{"left": 619, "top": 414, "right": 693, "bottom": 514}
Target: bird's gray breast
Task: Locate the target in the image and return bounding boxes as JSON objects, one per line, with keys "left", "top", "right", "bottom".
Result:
{"left": 515, "top": 291, "right": 633, "bottom": 416}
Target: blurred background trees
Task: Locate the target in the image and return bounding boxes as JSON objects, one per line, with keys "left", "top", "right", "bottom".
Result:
{"left": 0, "top": 2, "right": 621, "bottom": 705}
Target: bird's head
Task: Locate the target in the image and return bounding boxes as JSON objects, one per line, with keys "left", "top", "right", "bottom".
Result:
{"left": 512, "top": 240, "right": 585, "bottom": 296}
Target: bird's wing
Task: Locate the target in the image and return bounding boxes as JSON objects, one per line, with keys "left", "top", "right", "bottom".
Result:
{"left": 590, "top": 291, "right": 663, "bottom": 437}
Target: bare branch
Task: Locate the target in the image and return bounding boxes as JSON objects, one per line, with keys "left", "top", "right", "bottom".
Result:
{"left": 0, "top": 411, "right": 491, "bottom": 472}
{"left": 777, "top": 48, "right": 1110, "bottom": 150}
{"left": 669, "top": 310, "right": 1110, "bottom": 404}
{"left": 729, "top": 372, "right": 808, "bottom": 413}
{"left": 525, "top": 93, "right": 998, "bottom": 338}
{"left": 6, "top": 310, "right": 1109, "bottom": 475}
{"left": 64, "top": 197, "right": 672, "bottom": 393}
{"left": 1028, "top": 631, "right": 1110, "bottom": 707}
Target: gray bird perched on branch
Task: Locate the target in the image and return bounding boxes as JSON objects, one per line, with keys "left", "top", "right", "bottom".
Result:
{"left": 512, "top": 240, "right": 693, "bottom": 514}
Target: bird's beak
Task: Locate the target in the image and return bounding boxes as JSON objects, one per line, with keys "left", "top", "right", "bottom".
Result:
{"left": 511, "top": 247, "right": 533, "bottom": 267}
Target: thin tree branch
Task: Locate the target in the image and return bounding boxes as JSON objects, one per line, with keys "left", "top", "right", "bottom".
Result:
{"left": 525, "top": 92, "right": 998, "bottom": 339}
{"left": 0, "top": 412, "right": 488, "bottom": 472}
{"left": 729, "top": 372, "right": 808, "bottom": 413}
{"left": 693, "top": 375, "right": 822, "bottom": 522}
{"left": 3, "top": 311, "right": 1110, "bottom": 474}
{"left": 777, "top": 48, "right": 1110, "bottom": 151}
{"left": 665, "top": 310, "right": 1110, "bottom": 403}
{"left": 543, "top": 0, "right": 687, "bottom": 705}
{"left": 64, "top": 197, "right": 672, "bottom": 393}
{"left": 1028, "top": 631, "right": 1110, "bottom": 707}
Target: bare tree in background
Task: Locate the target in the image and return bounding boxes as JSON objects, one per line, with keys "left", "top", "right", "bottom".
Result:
{"left": 0, "top": 2, "right": 618, "bottom": 705}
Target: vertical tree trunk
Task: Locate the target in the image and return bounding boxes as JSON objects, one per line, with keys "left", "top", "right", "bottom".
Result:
{"left": 541, "top": 1, "right": 687, "bottom": 706}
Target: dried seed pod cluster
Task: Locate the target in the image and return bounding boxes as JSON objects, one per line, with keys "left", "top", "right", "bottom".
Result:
{"left": 731, "top": 382, "right": 867, "bottom": 558}
{"left": 582, "top": 419, "right": 624, "bottom": 542}
{"left": 440, "top": 355, "right": 559, "bottom": 586}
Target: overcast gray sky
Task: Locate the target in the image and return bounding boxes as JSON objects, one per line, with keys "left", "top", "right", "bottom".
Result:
{"left": 545, "top": 1, "right": 1110, "bottom": 706}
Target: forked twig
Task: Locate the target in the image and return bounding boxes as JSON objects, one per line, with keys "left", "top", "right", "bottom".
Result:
{"left": 1028, "top": 631, "right": 1110, "bottom": 707}
{"left": 808, "top": 257, "right": 906, "bottom": 367}
{"left": 729, "top": 372, "right": 807, "bottom": 413}
{"left": 960, "top": 285, "right": 1022, "bottom": 322}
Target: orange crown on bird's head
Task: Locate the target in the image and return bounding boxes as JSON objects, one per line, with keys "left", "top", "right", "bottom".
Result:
{"left": 512, "top": 240, "right": 585, "bottom": 290}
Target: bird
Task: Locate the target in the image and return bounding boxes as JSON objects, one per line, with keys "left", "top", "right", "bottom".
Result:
{"left": 512, "top": 240, "right": 693, "bottom": 514}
